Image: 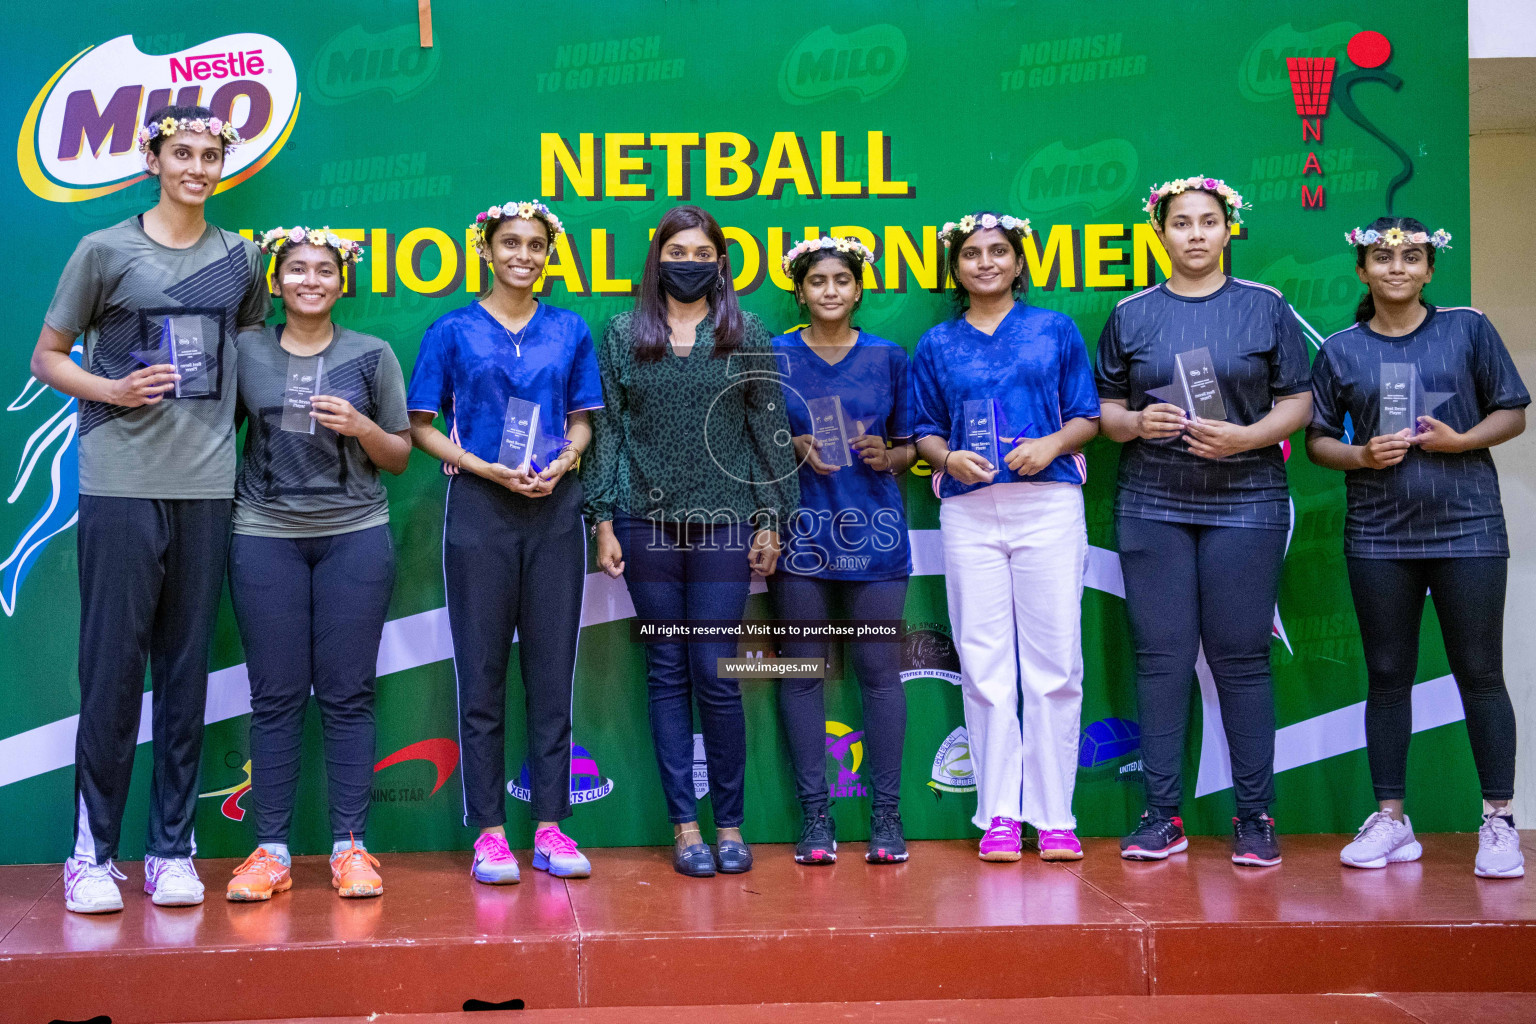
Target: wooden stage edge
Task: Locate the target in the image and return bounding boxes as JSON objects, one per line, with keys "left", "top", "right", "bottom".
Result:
{"left": 2, "top": 834, "right": 1535, "bottom": 1024}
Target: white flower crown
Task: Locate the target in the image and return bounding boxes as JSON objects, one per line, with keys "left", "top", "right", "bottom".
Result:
{"left": 258, "top": 226, "right": 365, "bottom": 266}
{"left": 1144, "top": 175, "right": 1248, "bottom": 225}
{"left": 471, "top": 201, "right": 565, "bottom": 257}
{"left": 940, "top": 213, "right": 1031, "bottom": 248}
{"left": 1345, "top": 226, "right": 1452, "bottom": 250}
{"left": 135, "top": 116, "right": 243, "bottom": 155}
{"left": 781, "top": 235, "right": 877, "bottom": 276}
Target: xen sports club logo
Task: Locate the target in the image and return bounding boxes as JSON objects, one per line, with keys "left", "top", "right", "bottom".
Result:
{"left": 779, "top": 25, "right": 907, "bottom": 105}
{"left": 200, "top": 738, "right": 459, "bottom": 820}
{"left": 509, "top": 744, "right": 615, "bottom": 805}
{"left": 19, "top": 33, "right": 300, "bottom": 203}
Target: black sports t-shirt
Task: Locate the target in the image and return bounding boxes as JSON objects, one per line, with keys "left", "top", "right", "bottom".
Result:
{"left": 1310, "top": 306, "right": 1529, "bottom": 558}
{"left": 1094, "top": 277, "right": 1312, "bottom": 529}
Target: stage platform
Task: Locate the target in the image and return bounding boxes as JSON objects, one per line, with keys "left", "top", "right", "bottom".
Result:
{"left": 3, "top": 835, "right": 1535, "bottom": 1024}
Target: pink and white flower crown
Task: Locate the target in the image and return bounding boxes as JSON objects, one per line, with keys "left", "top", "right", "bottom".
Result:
{"left": 471, "top": 201, "right": 565, "bottom": 257}
{"left": 1144, "top": 175, "right": 1248, "bottom": 225}
{"left": 1346, "top": 226, "right": 1452, "bottom": 250}
{"left": 258, "top": 226, "right": 365, "bottom": 266}
{"left": 940, "top": 213, "right": 1031, "bottom": 248}
{"left": 781, "top": 235, "right": 877, "bottom": 276}
{"left": 135, "top": 115, "right": 243, "bottom": 155}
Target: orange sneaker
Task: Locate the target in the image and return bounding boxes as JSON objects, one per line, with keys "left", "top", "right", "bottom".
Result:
{"left": 227, "top": 848, "right": 292, "bottom": 902}
{"left": 331, "top": 838, "right": 383, "bottom": 898}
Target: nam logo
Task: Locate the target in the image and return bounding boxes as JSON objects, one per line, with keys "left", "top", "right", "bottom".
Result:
{"left": 200, "top": 738, "right": 459, "bottom": 820}
{"left": 509, "top": 744, "right": 614, "bottom": 805}
{"left": 312, "top": 23, "right": 440, "bottom": 104}
{"left": 19, "top": 33, "right": 300, "bottom": 203}
{"left": 779, "top": 25, "right": 907, "bottom": 105}
{"left": 1012, "top": 139, "right": 1138, "bottom": 218}
{"left": 927, "top": 726, "right": 976, "bottom": 797}
{"left": 1238, "top": 22, "right": 1358, "bottom": 104}
{"left": 825, "top": 721, "right": 867, "bottom": 800}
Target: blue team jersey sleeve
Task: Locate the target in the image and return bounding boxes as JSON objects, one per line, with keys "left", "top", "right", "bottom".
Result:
{"left": 911, "top": 332, "right": 950, "bottom": 441}
{"left": 1470, "top": 313, "right": 1530, "bottom": 414}
{"left": 888, "top": 345, "right": 914, "bottom": 441}
{"left": 1093, "top": 308, "right": 1130, "bottom": 401}
{"left": 1269, "top": 294, "right": 1313, "bottom": 395}
{"left": 1308, "top": 342, "right": 1347, "bottom": 440}
{"left": 407, "top": 317, "right": 451, "bottom": 415}
{"left": 567, "top": 317, "right": 605, "bottom": 412}
{"left": 1057, "top": 316, "right": 1101, "bottom": 420}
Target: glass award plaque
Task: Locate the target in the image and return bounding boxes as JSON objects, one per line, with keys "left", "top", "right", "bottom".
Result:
{"left": 165, "top": 316, "right": 211, "bottom": 398}
{"left": 963, "top": 398, "right": 1003, "bottom": 468}
{"left": 281, "top": 354, "right": 325, "bottom": 434}
{"left": 807, "top": 395, "right": 853, "bottom": 468}
{"left": 1148, "top": 346, "right": 1227, "bottom": 421}
{"left": 498, "top": 396, "right": 543, "bottom": 471}
{"left": 1379, "top": 362, "right": 1453, "bottom": 437}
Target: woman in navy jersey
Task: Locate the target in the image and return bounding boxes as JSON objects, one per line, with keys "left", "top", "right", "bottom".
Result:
{"left": 1309, "top": 217, "right": 1527, "bottom": 879}
{"left": 1095, "top": 176, "right": 1312, "bottom": 868}
{"left": 770, "top": 236, "right": 915, "bottom": 865}
{"left": 408, "top": 201, "right": 603, "bottom": 885}
{"left": 912, "top": 212, "right": 1100, "bottom": 864}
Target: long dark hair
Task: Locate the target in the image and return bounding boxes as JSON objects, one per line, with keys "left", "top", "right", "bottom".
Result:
{"left": 633, "top": 205, "right": 744, "bottom": 361}
{"left": 944, "top": 214, "right": 1028, "bottom": 309}
{"left": 1352, "top": 216, "right": 1436, "bottom": 323}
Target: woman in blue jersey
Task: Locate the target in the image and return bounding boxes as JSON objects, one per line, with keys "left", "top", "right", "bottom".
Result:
{"left": 407, "top": 201, "right": 603, "bottom": 884}
{"left": 1309, "top": 218, "right": 1527, "bottom": 879}
{"left": 912, "top": 212, "right": 1100, "bottom": 864}
{"left": 1095, "top": 176, "right": 1312, "bottom": 868}
{"left": 771, "top": 236, "right": 916, "bottom": 865}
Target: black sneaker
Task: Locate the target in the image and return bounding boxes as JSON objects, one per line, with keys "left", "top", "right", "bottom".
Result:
{"left": 794, "top": 811, "right": 837, "bottom": 864}
{"left": 1232, "top": 811, "right": 1282, "bottom": 867}
{"left": 1120, "top": 812, "right": 1188, "bottom": 861}
{"left": 866, "top": 810, "right": 908, "bottom": 864}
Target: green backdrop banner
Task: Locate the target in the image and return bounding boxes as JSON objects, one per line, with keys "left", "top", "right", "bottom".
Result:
{"left": 0, "top": 1, "right": 1475, "bottom": 863}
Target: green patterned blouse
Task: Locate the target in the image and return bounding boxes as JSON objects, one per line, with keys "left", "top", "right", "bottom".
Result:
{"left": 582, "top": 310, "right": 799, "bottom": 532}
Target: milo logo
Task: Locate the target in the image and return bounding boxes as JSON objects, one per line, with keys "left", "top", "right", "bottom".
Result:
{"left": 1012, "top": 139, "right": 1138, "bottom": 218}
{"left": 312, "top": 23, "right": 440, "bottom": 103}
{"left": 1257, "top": 252, "right": 1363, "bottom": 332}
{"left": 1239, "top": 22, "right": 1358, "bottom": 103}
{"left": 779, "top": 24, "right": 907, "bottom": 104}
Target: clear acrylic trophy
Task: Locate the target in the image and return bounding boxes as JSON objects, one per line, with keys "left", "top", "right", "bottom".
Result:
{"left": 281, "top": 354, "right": 325, "bottom": 434}
{"left": 1148, "top": 346, "right": 1227, "bottom": 421}
{"left": 1379, "top": 362, "right": 1453, "bottom": 437}
{"left": 498, "top": 396, "right": 543, "bottom": 471}
{"left": 165, "top": 316, "right": 211, "bottom": 397}
{"left": 807, "top": 395, "right": 853, "bottom": 468}
{"left": 963, "top": 398, "right": 1004, "bottom": 468}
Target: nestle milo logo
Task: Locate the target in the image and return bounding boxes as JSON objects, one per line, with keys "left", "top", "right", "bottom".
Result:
{"left": 779, "top": 24, "right": 907, "bottom": 104}
{"left": 312, "top": 23, "right": 439, "bottom": 103}
{"left": 1257, "top": 252, "right": 1362, "bottom": 330}
{"left": 1239, "top": 22, "right": 1357, "bottom": 102}
{"left": 1012, "top": 139, "right": 1138, "bottom": 217}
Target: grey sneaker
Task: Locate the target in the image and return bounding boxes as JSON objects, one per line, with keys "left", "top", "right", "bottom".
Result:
{"left": 1340, "top": 811, "right": 1422, "bottom": 869}
{"left": 1475, "top": 813, "right": 1525, "bottom": 878}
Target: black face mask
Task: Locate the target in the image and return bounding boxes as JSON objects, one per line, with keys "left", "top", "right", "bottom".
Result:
{"left": 658, "top": 260, "right": 720, "bottom": 303}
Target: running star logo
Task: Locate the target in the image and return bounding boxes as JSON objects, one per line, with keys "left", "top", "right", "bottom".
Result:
{"left": 200, "top": 738, "right": 460, "bottom": 820}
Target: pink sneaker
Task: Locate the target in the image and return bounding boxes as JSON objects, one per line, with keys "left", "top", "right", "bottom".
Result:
{"left": 532, "top": 826, "right": 591, "bottom": 878}
{"left": 1037, "top": 829, "right": 1084, "bottom": 861}
{"left": 471, "top": 833, "right": 520, "bottom": 885}
{"left": 979, "top": 817, "right": 1023, "bottom": 862}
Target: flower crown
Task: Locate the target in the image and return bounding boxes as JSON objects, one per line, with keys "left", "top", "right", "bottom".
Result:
{"left": 781, "top": 235, "right": 877, "bottom": 276}
{"left": 940, "top": 213, "right": 1031, "bottom": 248}
{"left": 471, "top": 201, "right": 565, "bottom": 257}
{"left": 135, "top": 116, "right": 243, "bottom": 155}
{"left": 1345, "top": 226, "right": 1452, "bottom": 250}
{"left": 1144, "top": 176, "right": 1248, "bottom": 225}
{"left": 258, "top": 226, "right": 366, "bottom": 266}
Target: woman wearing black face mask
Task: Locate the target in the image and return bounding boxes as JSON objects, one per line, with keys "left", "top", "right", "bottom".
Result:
{"left": 584, "top": 205, "right": 798, "bottom": 877}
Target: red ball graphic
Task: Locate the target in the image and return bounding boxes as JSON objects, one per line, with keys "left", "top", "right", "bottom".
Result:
{"left": 1348, "top": 30, "right": 1391, "bottom": 69}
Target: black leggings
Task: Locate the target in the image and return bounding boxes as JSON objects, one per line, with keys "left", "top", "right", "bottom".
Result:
{"left": 1116, "top": 516, "right": 1287, "bottom": 816}
{"left": 1346, "top": 556, "right": 1515, "bottom": 802}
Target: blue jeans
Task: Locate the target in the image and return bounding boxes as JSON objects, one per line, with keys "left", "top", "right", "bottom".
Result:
{"left": 620, "top": 518, "right": 751, "bottom": 827}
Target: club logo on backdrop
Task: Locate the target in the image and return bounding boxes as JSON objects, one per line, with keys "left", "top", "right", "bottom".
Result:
{"left": 508, "top": 744, "right": 614, "bottom": 805}
{"left": 312, "top": 23, "right": 440, "bottom": 104}
{"left": 899, "top": 623, "right": 961, "bottom": 685}
{"left": 825, "top": 721, "right": 868, "bottom": 800}
{"left": 779, "top": 24, "right": 907, "bottom": 105}
{"left": 18, "top": 33, "right": 300, "bottom": 203}
{"left": 1237, "top": 22, "right": 1358, "bottom": 104}
{"left": 1012, "top": 139, "right": 1139, "bottom": 218}
{"left": 200, "top": 738, "right": 459, "bottom": 819}
{"left": 1077, "top": 717, "right": 1141, "bottom": 769}
{"left": 927, "top": 727, "right": 976, "bottom": 797}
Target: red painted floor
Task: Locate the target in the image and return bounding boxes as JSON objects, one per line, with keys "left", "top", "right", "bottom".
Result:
{"left": 1, "top": 836, "right": 1532, "bottom": 1023}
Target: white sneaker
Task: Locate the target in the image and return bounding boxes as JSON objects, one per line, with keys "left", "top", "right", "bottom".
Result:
{"left": 1475, "top": 813, "right": 1525, "bottom": 878}
{"left": 144, "top": 855, "right": 205, "bottom": 906}
{"left": 1340, "top": 811, "right": 1422, "bottom": 869}
{"left": 64, "top": 855, "right": 125, "bottom": 914}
